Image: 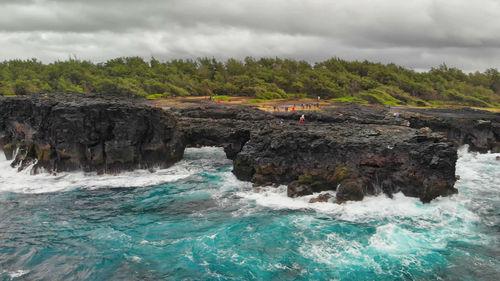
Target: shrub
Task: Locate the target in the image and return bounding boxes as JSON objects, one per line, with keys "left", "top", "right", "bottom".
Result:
{"left": 256, "top": 91, "right": 287, "bottom": 100}
{"left": 463, "top": 96, "right": 492, "bottom": 107}
{"left": 357, "top": 88, "right": 403, "bottom": 105}
{"left": 213, "top": 95, "right": 231, "bottom": 101}
{"left": 166, "top": 83, "right": 190, "bottom": 96}
{"left": 412, "top": 100, "right": 429, "bottom": 107}
{"left": 330, "top": 96, "right": 368, "bottom": 104}
{"left": 443, "top": 90, "right": 465, "bottom": 102}
{"left": 146, "top": 94, "right": 163, "bottom": 99}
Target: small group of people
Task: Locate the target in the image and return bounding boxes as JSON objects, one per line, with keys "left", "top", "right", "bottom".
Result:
{"left": 205, "top": 96, "right": 221, "bottom": 103}
{"left": 272, "top": 105, "right": 295, "bottom": 112}
{"left": 272, "top": 103, "right": 320, "bottom": 112}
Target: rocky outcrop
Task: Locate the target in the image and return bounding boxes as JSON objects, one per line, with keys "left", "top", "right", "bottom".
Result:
{"left": 232, "top": 117, "right": 457, "bottom": 203}
{"left": 1, "top": 96, "right": 470, "bottom": 203}
{"left": 395, "top": 107, "right": 500, "bottom": 153}
{"left": 173, "top": 103, "right": 458, "bottom": 203}
{"left": 0, "top": 93, "right": 184, "bottom": 174}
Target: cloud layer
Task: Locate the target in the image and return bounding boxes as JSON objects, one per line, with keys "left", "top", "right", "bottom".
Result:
{"left": 1, "top": 0, "right": 499, "bottom": 71}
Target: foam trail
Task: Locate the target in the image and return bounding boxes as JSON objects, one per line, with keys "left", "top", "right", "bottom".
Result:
{"left": 0, "top": 147, "right": 228, "bottom": 194}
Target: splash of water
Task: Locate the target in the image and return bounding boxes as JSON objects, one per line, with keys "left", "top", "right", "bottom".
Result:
{"left": 0, "top": 147, "right": 231, "bottom": 193}
{"left": 0, "top": 146, "right": 498, "bottom": 280}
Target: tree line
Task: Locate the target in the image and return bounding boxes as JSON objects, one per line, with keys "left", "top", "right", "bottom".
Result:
{"left": 1, "top": 56, "right": 499, "bottom": 107}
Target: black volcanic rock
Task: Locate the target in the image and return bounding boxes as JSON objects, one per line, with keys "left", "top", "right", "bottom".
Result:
{"left": 1, "top": 97, "right": 478, "bottom": 203}
{"left": 172, "top": 105, "right": 268, "bottom": 160}
{"left": 0, "top": 93, "right": 184, "bottom": 174}
{"left": 231, "top": 119, "right": 457, "bottom": 203}
{"left": 173, "top": 103, "right": 459, "bottom": 203}
{"left": 336, "top": 180, "right": 365, "bottom": 202}
{"left": 397, "top": 107, "right": 500, "bottom": 153}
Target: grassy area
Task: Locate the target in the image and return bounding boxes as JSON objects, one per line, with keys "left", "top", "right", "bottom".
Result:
{"left": 146, "top": 94, "right": 164, "bottom": 99}
{"left": 212, "top": 95, "right": 231, "bottom": 101}
{"left": 330, "top": 96, "right": 368, "bottom": 104}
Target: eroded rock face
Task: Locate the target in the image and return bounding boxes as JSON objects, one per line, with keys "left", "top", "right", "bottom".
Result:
{"left": 0, "top": 93, "right": 184, "bottom": 174}
{"left": 1, "top": 97, "right": 468, "bottom": 203}
{"left": 172, "top": 105, "right": 268, "bottom": 160}
{"left": 232, "top": 119, "right": 458, "bottom": 203}
{"left": 398, "top": 107, "right": 500, "bottom": 153}
{"left": 167, "top": 103, "right": 460, "bottom": 203}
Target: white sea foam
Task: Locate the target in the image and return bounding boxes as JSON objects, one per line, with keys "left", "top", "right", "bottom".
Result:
{"left": 5, "top": 270, "right": 29, "bottom": 278}
{"left": 0, "top": 147, "right": 225, "bottom": 194}
{"left": 1, "top": 146, "right": 498, "bottom": 276}
{"left": 1, "top": 145, "right": 498, "bottom": 229}
{"left": 235, "top": 145, "right": 500, "bottom": 267}
{"left": 236, "top": 146, "right": 499, "bottom": 227}
{"left": 236, "top": 185, "right": 477, "bottom": 224}
{"left": 368, "top": 223, "right": 446, "bottom": 252}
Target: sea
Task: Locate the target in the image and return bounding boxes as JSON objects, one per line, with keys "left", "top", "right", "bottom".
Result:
{"left": 0, "top": 146, "right": 498, "bottom": 280}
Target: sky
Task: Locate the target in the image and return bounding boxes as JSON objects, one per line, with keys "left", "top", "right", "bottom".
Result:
{"left": 0, "top": 0, "right": 499, "bottom": 72}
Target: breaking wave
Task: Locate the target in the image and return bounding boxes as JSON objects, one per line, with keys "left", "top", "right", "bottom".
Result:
{"left": 0, "top": 146, "right": 498, "bottom": 280}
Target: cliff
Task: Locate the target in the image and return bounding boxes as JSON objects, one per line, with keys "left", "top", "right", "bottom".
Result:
{"left": 0, "top": 94, "right": 184, "bottom": 174}
{"left": 3, "top": 95, "right": 488, "bottom": 203}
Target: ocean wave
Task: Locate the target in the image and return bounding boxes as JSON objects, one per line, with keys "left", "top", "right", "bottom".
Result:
{"left": 235, "top": 146, "right": 499, "bottom": 234}
{"left": 0, "top": 146, "right": 498, "bottom": 279}
{"left": 1, "top": 145, "right": 499, "bottom": 225}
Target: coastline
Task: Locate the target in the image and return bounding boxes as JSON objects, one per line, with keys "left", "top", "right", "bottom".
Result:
{"left": 3, "top": 93, "right": 498, "bottom": 203}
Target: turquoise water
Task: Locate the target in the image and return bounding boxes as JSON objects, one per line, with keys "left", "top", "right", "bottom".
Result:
{"left": 0, "top": 147, "right": 499, "bottom": 280}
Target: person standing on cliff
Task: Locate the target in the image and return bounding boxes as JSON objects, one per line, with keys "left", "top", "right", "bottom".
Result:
{"left": 299, "top": 114, "right": 305, "bottom": 123}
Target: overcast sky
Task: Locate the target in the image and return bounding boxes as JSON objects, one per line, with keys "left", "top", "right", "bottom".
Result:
{"left": 1, "top": 0, "right": 499, "bottom": 72}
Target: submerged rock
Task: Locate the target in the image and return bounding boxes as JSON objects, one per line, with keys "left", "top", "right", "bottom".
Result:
{"left": 309, "top": 193, "right": 332, "bottom": 203}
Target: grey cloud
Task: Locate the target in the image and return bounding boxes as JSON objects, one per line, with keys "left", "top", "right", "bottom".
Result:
{"left": 0, "top": 0, "right": 499, "bottom": 71}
